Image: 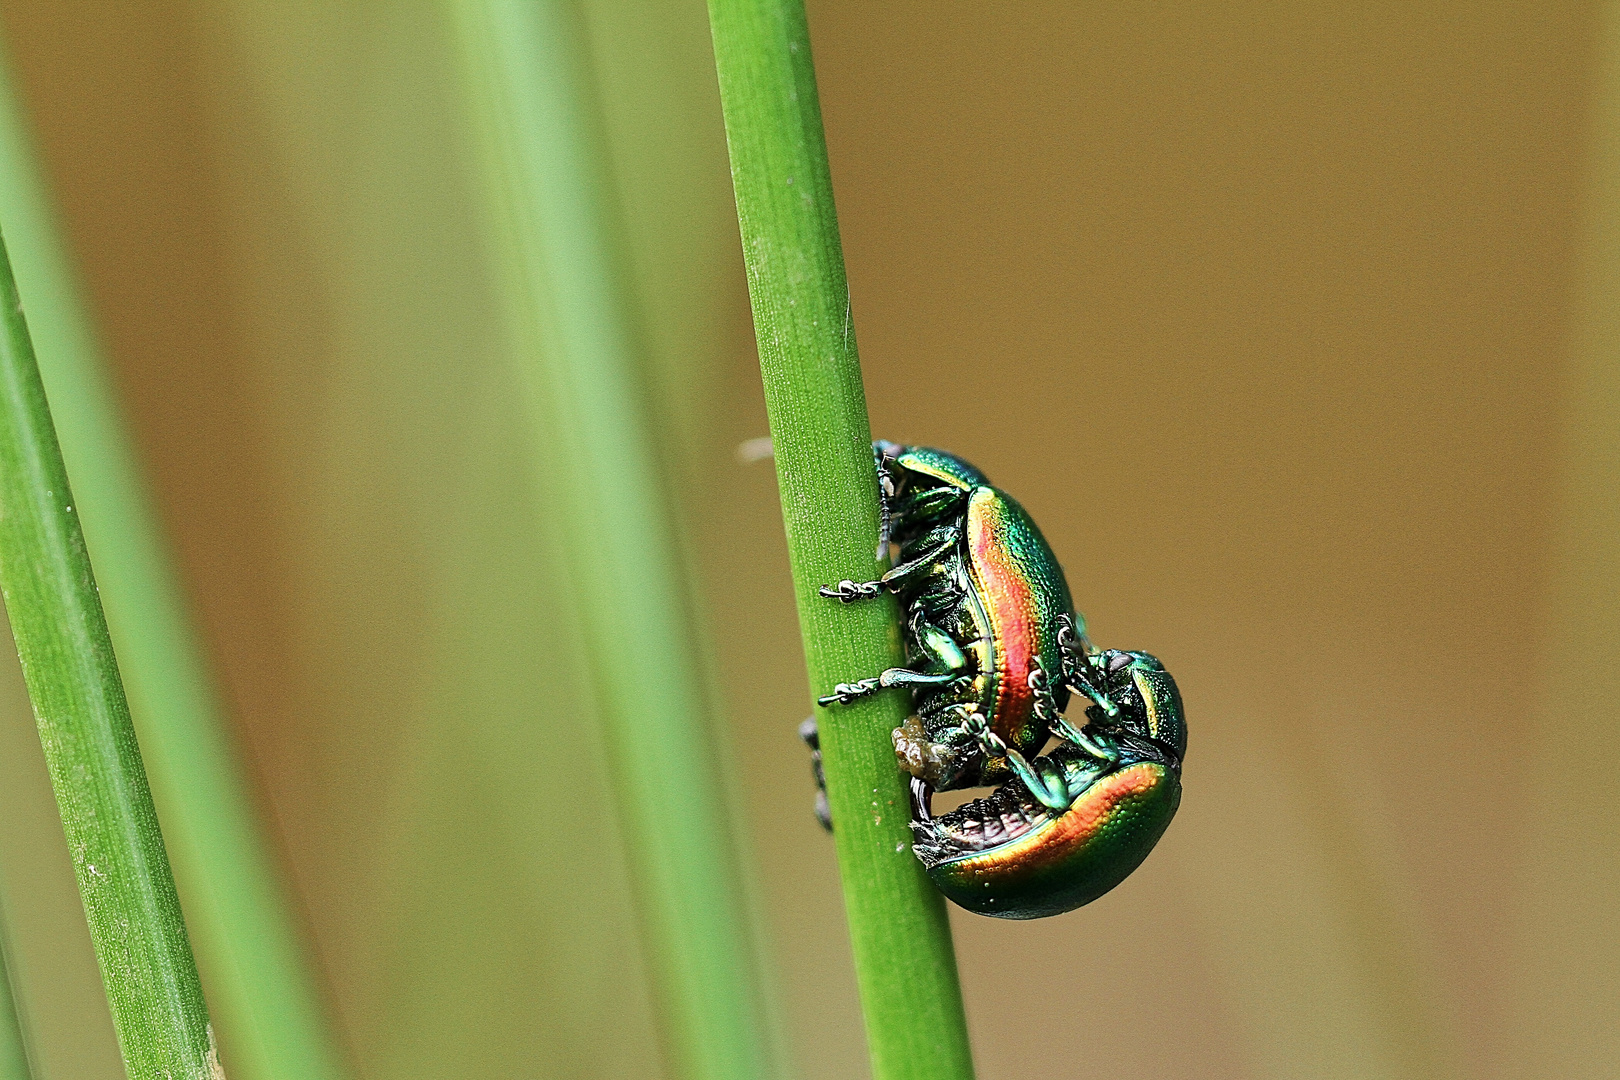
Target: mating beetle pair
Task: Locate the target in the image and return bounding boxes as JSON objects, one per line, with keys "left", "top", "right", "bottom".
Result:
{"left": 803, "top": 441, "right": 1185, "bottom": 920}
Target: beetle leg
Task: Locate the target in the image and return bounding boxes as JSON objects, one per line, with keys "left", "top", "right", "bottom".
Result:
{"left": 1063, "top": 655, "right": 1119, "bottom": 717}
{"left": 821, "top": 669, "right": 958, "bottom": 706}
{"left": 1004, "top": 749, "right": 1073, "bottom": 813}
{"left": 964, "top": 705, "right": 1086, "bottom": 810}
{"left": 1027, "top": 658, "right": 1063, "bottom": 728}
{"left": 817, "top": 668, "right": 962, "bottom": 707}
{"left": 819, "top": 579, "right": 883, "bottom": 603}
{"left": 1049, "top": 714, "right": 1120, "bottom": 766}
{"left": 1032, "top": 655, "right": 1117, "bottom": 765}
{"left": 893, "top": 484, "right": 968, "bottom": 524}
{"left": 1058, "top": 615, "right": 1119, "bottom": 716}
{"left": 1068, "top": 677, "right": 1119, "bottom": 717}
{"left": 819, "top": 537, "right": 956, "bottom": 603}
{"left": 818, "top": 677, "right": 882, "bottom": 705}
{"left": 882, "top": 669, "right": 962, "bottom": 691}
{"left": 907, "top": 608, "right": 971, "bottom": 673}
{"left": 820, "top": 606, "right": 973, "bottom": 707}
{"left": 884, "top": 539, "right": 955, "bottom": 590}
{"left": 799, "top": 717, "right": 832, "bottom": 831}
{"left": 959, "top": 709, "right": 1007, "bottom": 758}
{"left": 1055, "top": 612, "right": 1096, "bottom": 658}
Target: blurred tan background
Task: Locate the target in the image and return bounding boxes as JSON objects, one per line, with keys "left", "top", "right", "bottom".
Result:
{"left": 0, "top": 1, "right": 1613, "bottom": 1079}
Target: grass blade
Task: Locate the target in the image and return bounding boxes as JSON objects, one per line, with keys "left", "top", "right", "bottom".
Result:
{"left": 445, "top": 3, "right": 781, "bottom": 1078}
{"left": 0, "top": 228, "right": 222, "bottom": 1076}
{"left": 705, "top": 2, "right": 977, "bottom": 1078}
{"left": 0, "top": 33, "right": 346, "bottom": 1080}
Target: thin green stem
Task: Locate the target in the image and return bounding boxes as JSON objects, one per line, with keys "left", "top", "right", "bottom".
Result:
{"left": 445, "top": 3, "right": 781, "bottom": 1079}
{"left": 0, "top": 902, "right": 34, "bottom": 1080}
{"left": 0, "top": 228, "right": 222, "bottom": 1076}
{"left": 706, "top": 2, "right": 976, "bottom": 1078}
{"left": 0, "top": 33, "right": 345, "bottom": 1080}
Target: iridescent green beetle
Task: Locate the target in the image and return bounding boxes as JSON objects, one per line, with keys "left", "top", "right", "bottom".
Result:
{"left": 804, "top": 442, "right": 1186, "bottom": 919}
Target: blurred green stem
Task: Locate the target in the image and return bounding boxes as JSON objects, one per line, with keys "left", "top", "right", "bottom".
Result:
{"left": 0, "top": 910, "right": 34, "bottom": 1080}
{"left": 0, "top": 224, "right": 221, "bottom": 1075}
{"left": 0, "top": 32, "right": 347, "bottom": 1080}
{"left": 445, "top": 3, "right": 780, "bottom": 1079}
{"left": 706, "top": 1, "right": 977, "bottom": 1078}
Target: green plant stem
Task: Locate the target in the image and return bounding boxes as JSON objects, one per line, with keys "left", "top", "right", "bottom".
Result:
{"left": 0, "top": 907, "right": 34, "bottom": 1080}
{"left": 0, "top": 35, "right": 345, "bottom": 1080}
{"left": 706, "top": 2, "right": 976, "bottom": 1078}
{"left": 445, "top": 3, "right": 780, "bottom": 1079}
{"left": 0, "top": 229, "right": 222, "bottom": 1077}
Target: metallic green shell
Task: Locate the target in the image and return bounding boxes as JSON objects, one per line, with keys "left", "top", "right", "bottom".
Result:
{"left": 928, "top": 761, "right": 1181, "bottom": 920}
{"left": 893, "top": 446, "right": 989, "bottom": 491}
{"left": 956, "top": 488, "right": 1073, "bottom": 759}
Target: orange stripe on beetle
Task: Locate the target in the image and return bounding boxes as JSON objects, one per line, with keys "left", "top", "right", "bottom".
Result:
{"left": 966, "top": 490, "right": 1038, "bottom": 740}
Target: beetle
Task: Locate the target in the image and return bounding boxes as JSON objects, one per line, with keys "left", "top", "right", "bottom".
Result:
{"left": 804, "top": 441, "right": 1185, "bottom": 919}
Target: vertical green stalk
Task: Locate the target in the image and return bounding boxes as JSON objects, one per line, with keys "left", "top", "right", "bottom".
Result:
{"left": 445, "top": 4, "right": 779, "bottom": 1079}
{"left": 0, "top": 228, "right": 221, "bottom": 1075}
{"left": 0, "top": 32, "right": 346, "bottom": 1080}
{"left": 706, "top": 2, "right": 976, "bottom": 1078}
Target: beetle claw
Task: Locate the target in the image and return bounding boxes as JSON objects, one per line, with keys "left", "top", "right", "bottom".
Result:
{"left": 961, "top": 710, "right": 1007, "bottom": 759}
{"left": 819, "top": 578, "right": 883, "bottom": 603}
{"left": 817, "top": 678, "right": 881, "bottom": 706}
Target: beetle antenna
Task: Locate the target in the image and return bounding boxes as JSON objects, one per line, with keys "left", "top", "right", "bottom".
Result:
{"left": 876, "top": 464, "right": 896, "bottom": 560}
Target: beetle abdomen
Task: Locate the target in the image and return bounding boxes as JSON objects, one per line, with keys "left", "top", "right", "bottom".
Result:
{"left": 922, "top": 761, "right": 1180, "bottom": 920}
{"left": 963, "top": 488, "right": 1073, "bottom": 755}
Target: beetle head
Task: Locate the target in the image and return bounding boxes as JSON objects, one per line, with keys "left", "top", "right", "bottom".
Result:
{"left": 1086, "top": 651, "right": 1186, "bottom": 770}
